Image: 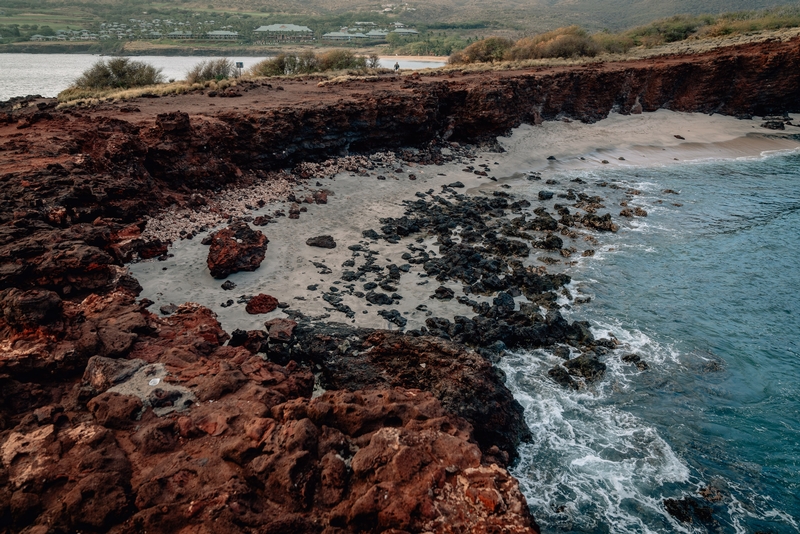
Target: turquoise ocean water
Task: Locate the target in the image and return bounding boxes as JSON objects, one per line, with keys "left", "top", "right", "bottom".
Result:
{"left": 502, "top": 150, "right": 800, "bottom": 533}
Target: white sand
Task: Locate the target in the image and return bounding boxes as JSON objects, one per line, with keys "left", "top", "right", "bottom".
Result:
{"left": 128, "top": 110, "right": 800, "bottom": 334}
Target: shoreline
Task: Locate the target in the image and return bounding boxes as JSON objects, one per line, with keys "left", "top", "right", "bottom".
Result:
{"left": 3, "top": 38, "right": 800, "bottom": 532}
{"left": 130, "top": 111, "right": 800, "bottom": 334}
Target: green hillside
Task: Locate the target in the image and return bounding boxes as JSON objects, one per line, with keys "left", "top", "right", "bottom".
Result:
{"left": 1, "top": 0, "right": 796, "bottom": 31}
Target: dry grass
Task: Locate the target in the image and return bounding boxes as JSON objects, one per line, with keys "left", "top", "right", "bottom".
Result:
{"left": 56, "top": 78, "right": 242, "bottom": 106}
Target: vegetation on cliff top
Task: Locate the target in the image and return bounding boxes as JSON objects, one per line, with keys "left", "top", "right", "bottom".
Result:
{"left": 73, "top": 57, "right": 164, "bottom": 89}
{"left": 449, "top": 6, "right": 800, "bottom": 64}
{"left": 250, "top": 49, "right": 381, "bottom": 76}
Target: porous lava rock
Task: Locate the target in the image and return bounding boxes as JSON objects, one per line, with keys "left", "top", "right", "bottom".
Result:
{"left": 0, "top": 300, "right": 539, "bottom": 533}
{"left": 206, "top": 221, "right": 268, "bottom": 279}
{"left": 245, "top": 293, "right": 279, "bottom": 314}
{"left": 287, "top": 323, "right": 531, "bottom": 466}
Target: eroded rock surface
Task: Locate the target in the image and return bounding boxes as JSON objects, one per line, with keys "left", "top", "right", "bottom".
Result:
{"left": 206, "top": 221, "right": 268, "bottom": 279}
{"left": 0, "top": 300, "right": 538, "bottom": 533}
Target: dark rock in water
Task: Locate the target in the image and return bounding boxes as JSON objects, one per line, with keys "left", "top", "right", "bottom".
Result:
{"left": 565, "top": 320, "right": 594, "bottom": 345}
{"left": 159, "top": 303, "right": 178, "bottom": 316}
{"left": 378, "top": 309, "right": 407, "bottom": 328}
{"left": 581, "top": 213, "right": 619, "bottom": 232}
{"left": 306, "top": 235, "right": 336, "bottom": 248}
{"left": 664, "top": 497, "right": 715, "bottom": 525}
{"left": 553, "top": 345, "right": 571, "bottom": 359}
{"left": 548, "top": 365, "right": 579, "bottom": 390}
{"left": 538, "top": 190, "right": 554, "bottom": 200}
{"left": 536, "top": 234, "right": 563, "bottom": 250}
{"left": 221, "top": 280, "right": 236, "bottom": 291}
{"left": 365, "top": 291, "right": 393, "bottom": 305}
{"left": 433, "top": 286, "right": 455, "bottom": 300}
{"left": 761, "top": 120, "right": 785, "bottom": 130}
{"left": 622, "top": 353, "right": 649, "bottom": 371}
{"left": 564, "top": 353, "right": 606, "bottom": 382}
{"left": 206, "top": 221, "right": 268, "bottom": 279}
{"left": 245, "top": 293, "right": 279, "bottom": 314}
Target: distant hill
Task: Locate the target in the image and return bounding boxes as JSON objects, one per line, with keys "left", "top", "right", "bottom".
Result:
{"left": 233, "top": 0, "right": 798, "bottom": 31}
{"left": 2, "top": 0, "right": 795, "bottom": 31}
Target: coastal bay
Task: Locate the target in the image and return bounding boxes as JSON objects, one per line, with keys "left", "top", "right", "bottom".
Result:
{"left": 1, "top": 34, "right": 799, "bottom": 533}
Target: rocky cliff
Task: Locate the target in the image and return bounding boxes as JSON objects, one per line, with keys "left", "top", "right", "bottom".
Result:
{"left": 1, "top": 36, "right": 799, "bottom": 534}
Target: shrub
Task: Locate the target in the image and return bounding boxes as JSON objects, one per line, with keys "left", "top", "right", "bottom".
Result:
{"left": 249, "top": 50, "right": 367, "bottom": 77}
{"left": 506, "top": 26, "right": 599, "bottom": 61}
{"left": 250, "top": 54, "right": 290, "bottom": 76}
{"left": 317, "top": 49, "right": 367, "bottom": 71}
{"left": 74, "top": 57, "right": 164, "bottom": 89}
{"left": 592, "top": 32, "right": 635, "bottom": 54}
{"left": 367, "top": 53, "right": 381, "bottom": 69}
{"left": 449, "top": 37, "right": 513, "bottom": 64}
{"left": 186, "top": 58, "right": 234, "bottom": 84}
{"left": 626, "top": 15, "right": 714, "bottom": 46}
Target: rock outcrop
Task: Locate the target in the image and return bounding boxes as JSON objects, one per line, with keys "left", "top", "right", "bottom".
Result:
{"left": 206, "top": 221, "right": 268, "bottom": 279}
{"left": 2, "top": 37, "right": 800, "bottom": 534}
{"left": 0, "top": 301, "right": 538, "bottom": 533}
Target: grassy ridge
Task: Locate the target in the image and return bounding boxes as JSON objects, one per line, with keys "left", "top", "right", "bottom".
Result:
{"left": 450, "top": 5, "right": 800, "bottom": 64}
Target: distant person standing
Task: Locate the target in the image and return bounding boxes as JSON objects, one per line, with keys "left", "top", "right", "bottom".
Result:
{"left": 394, "top": 61, "right": 400, "bottom": 72}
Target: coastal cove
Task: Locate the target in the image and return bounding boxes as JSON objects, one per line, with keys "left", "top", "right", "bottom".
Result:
{"left": 1, "top": 35, "right": 800, "bottom": 534}
{"left": 129, "top": 111, "right": 800, "bottom": 532}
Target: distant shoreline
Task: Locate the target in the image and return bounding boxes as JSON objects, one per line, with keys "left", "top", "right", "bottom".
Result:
{"left": 0, "top": 42, "right": 447, "bottom": 61}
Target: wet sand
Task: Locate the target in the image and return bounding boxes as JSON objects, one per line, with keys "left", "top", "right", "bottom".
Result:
{"left": 129, "top": 110, "right": 800, "bottom": 334}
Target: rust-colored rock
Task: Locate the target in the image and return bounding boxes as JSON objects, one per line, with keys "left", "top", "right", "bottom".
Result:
{"left": 287, "top": 324, "right": 531, "bottom": 466}
{"left": 245, "top": 293, "right": 279, "bottom": 314}
{"left": 265, "top": 317, "right": 297, "bottom": 342}
{"left": 2, "top": 37, "right": 800, "bottom": 534}
{"left": 206, "top": 221, "right": 268, "bottom": 279}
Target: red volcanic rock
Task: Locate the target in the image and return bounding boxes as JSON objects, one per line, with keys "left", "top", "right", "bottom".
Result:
{"left": 3, "top": 37, "right": 800, "bottom": 534}
{"left": 313, "top": 190, "right": 328, "bottom": 204}
{"left": 0, "top": 291, "right": 150, "bottom": 375}
{"left": 206, "top": 222, "right": 268, "bottom": 279}
{"left": 108, "top": 223, "right": 168, "bottom": 262}
{"left": 0, "top": 298, "right": 539, "bottom": 533}
{"left": 0, "top": 288, "right": 62, "bottom": 328}
{"left": 245, "top": 293, "right": 278, "bottom": 314}
{"left": 287, "top": 326, "right": 531, "bottom": 466}
{"left": 265, "top": 318, "right": 297, "bottom": 342}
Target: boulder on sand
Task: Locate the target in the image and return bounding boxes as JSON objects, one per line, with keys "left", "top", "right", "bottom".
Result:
{"left": 206, "top": 222, "right": 268, "bottom": 279}
{"left": 245, "top": 294, "right": 279, "bottom": 314}
{"left": 306, "top": 235, "right": 336, "bottom": 248}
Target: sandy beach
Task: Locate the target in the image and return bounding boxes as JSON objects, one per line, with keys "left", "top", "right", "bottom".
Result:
{"left": 129, "top": 110, "right": 800, "bottom": 334}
